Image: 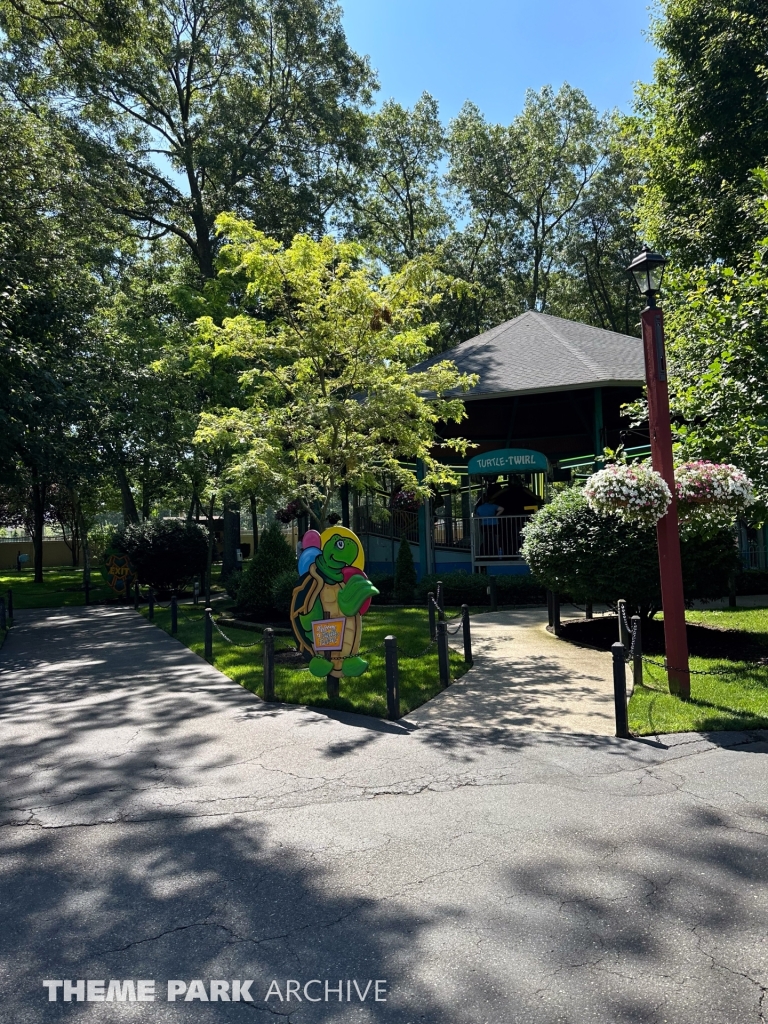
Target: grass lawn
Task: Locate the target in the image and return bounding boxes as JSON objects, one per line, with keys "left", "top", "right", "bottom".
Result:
{"left": 628, "top": 606, "right": 768, "bottom": 735}
{"left": 0, "top": 567, "right": 115, "bottom": 609}
{"left": 144, "top": 602, "right": 469, "bottom": 717}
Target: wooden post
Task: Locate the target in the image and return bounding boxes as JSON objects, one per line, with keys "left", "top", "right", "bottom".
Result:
{"left": 384, "top": 634, "right": 400, "bottom": 720}
{"left": 437, "top": 620, "right": 450, "bottom": 688}
{"left": 263, "top": 628, "right": 275, "bottom": 701}
{"left": 612, "top": 642, "right": 630, "bottom": 738}
{"left": 204, "top": 607, "right": 213, "bottom": 663}
{"left": 462, "top": 604, "right": 472, "bottom": 665}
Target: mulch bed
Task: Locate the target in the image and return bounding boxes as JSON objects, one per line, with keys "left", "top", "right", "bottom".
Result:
{"left": 559, "top": 615, "right": 767, "bottom": 663}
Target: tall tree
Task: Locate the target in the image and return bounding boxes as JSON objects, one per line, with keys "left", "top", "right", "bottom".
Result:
{"left": 348, "top": 92, "right": 450, "bottom": 271}
{"left": 193, "top": 217, "right": 477, "bottom": 530}
{"left": 447, "top": 85, "right": 605, "bottom": 317}
{"left": 633, "top": 0, "right": 768, "bottom": 266}
{"left": 0, "top": 0, "right": 376, "bottom": 280}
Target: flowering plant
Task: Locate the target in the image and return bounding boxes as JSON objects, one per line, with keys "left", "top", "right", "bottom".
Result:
{"left": 675, "top": 462, "right": 755, "bottom": 534}
{"left": 584, "top": 464, "right": 671, "bottom": 528}
{"left": 391, "top": 490, "right": 421, "bottom": 513}
{"left": 275, "top": 500, "right": 303, "bottom": 524}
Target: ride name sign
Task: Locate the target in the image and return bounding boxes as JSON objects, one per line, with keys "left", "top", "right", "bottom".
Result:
{"left": 467, "top": 448, "right": 549, "bottom": 475}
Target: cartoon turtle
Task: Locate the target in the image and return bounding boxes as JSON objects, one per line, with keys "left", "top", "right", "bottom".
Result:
{"left": 290, "top": 529, "right": 379, "bottom": 680}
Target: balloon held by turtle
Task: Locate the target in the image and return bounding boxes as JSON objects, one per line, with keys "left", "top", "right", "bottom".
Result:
{"left": 289, "top": 527, "right": 378, "bottom": 681}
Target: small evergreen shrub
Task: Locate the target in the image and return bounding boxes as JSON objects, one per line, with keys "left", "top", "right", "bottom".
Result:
{"left": 737, "top": 569, "right": 768, "bottom": 595}
{"left": 369, "top": 573, "right": 394, "bottom": 604}
{"left": 113, "top": 519, "right": 208, "bottom": 593}
{"left": 236, "top": 522, "right": 296, "bottom": 618}
{"left": 393, "top": 538, "right": 417, "bottom": 603}
{"left": 272, "top": 570, "right": 301, "bottom": 611}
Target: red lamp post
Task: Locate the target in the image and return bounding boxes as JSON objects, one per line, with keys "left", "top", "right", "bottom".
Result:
{"left": 627, "top": 245, "right": 690, "bottom": 700}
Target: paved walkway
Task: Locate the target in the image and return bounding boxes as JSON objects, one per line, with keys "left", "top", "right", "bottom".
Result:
{"left": 418, "top": 607, "right": 617, "bottom": 736}
{"left": 1, "top": 606, "right": 767, "bottom": 1024}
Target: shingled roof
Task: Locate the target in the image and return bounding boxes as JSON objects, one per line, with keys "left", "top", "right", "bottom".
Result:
{"left": 412, "top": 310, "right": 645, "bottom": 400}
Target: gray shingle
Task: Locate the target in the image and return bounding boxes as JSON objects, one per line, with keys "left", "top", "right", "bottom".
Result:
{"left": 411, "top": 310, "right": 645, "bottom": 399}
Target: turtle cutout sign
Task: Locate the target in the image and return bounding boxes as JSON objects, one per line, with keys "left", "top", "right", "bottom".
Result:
{"left": 289, "top": 527, "right": 378, "bottom": 681}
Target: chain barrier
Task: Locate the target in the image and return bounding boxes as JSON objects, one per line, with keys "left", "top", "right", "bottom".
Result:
{"left": 446, "top": 619, "right": 464, "bottom": 635}
{"left": 640, "top": 653, "right": 753, "bottom": 679}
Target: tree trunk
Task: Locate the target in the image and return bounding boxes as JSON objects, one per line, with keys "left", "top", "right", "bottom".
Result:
{"left": 30, "top": 470, "right": 46, "bottom": 584}
{"left": 221, "top": 496, "right": 241, "bottom": 578}
{"left": 116, "top": 462, "right": 139, "bottom": 525}
{"left": 248, "top": 493, "right": 259, "bottom": 553}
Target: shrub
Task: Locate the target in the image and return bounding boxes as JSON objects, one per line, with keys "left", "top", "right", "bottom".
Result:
{"left": 393, "top": 538, "right": 417, "bottom": 603}
{"left": 521, "top": 487, "right": 740, "bottom": 615}
{"left": 736, "top": 569, "right": 768, "bottom": 596}
{"left": 113, "top": 518, "right": 208, "bottom": 593}
{"left": 369, "top": 573, "right": 394, "bottom": 604}
{"left": 413, "top": 571, "right": 545, "bottom": 607}
{"left": 272, "top": 569, "right": 301, "bottom": 612}
{"left": 236, "top": 521, "right": 296, "bottom": 618}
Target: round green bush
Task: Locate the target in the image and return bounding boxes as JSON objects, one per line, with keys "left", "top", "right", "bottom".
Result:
{"left": 272, "top": 569, "right": 301, "bottom": 612}
{"left": 521, "top": 486, "right": 740, "bottom": 615}
{"left": 113, "top": 519, "right": 208, "bottom": 593}
{"left": 236, "top": 522, "right": 296, "bottom": 618}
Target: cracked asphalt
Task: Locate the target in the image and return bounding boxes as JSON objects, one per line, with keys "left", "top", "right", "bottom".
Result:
{"left": 1, "top": 605, "right": 767, "bottom": 1023}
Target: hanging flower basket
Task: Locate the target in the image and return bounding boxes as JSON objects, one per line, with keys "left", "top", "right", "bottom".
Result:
{"left": 391, "top": 490, "right": 421, "bottom": 513}
{"left": 584, "top": 464, "right": 672, "bottom": 528}
{"left": 675, "top": 462, "right": 755, "bottom": 511}
{"left": 275, "top": 500, "right": 303, "bottom": 524}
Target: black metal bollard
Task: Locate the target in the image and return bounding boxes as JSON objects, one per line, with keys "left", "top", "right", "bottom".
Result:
{"left": 263, "top": 627, "right": 275, "bottom": 701}
{"left": 437, "top": 620, "right": 450, "bottom": 688}
{"left": 148, "top": 589, "right": 155, "bottom": 622}
{"left": 134, "top": 581, "right": 140, "bottom": 610}
{"left": 204, "top": 607, "right": 213, "bottom": 663}
{"left": 461, "top": 604, "right": 472, "bottom": 665}
{"left": 617, "top": 599, "right": 629, "bottom": 647}
{"left": 428, "top": 591, "right": 436, "bottom": 640}
{"left": 7, "top": 589, "right": 13, "bottom": 623}
{"left": 585, "top": 601, "right": 593, "bottom": 620}
{"left": 384, "top": 634, "right": 400, "bottom": 720}
{"left": 728, "top": 573, "right": 737, "bottom": 608}
{"left": 0, "top": 596, "right": 6, "bottom": 631}
{"left": 171, "top": 594, "right": 178, "bottom": 635}
{"left": 631, "top": 615, "right": 643, "bottom": 691}
{"left": 488, "top": 576, "right": 498, "bottom": 612}
{"left": 612, "top": 642, "right": 630, "bottom": 738}
{"left": 546, "top": 589, "right": 554, "bottom": 627}
{"left": 552, "top": 592, "right": 561, "bottom": 636}
{"left": 194, "top": 579, "right": 200, "bottom": 606}
{"left": 84, "top": 574, "right": 90, "bottom": 606}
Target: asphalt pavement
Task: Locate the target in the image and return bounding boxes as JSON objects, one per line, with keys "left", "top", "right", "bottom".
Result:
{"left": 0, "top": 605, "right": 766, "bottom": 1023}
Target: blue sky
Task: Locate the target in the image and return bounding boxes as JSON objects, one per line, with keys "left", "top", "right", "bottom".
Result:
{"left": 341, "top": 0, "right": 658, "bottom": 124}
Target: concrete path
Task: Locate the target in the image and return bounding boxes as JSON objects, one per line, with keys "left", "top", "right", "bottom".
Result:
{"left": 418, "top": 607, "right": 617, "bottom": 736}
{"left": 1, "top": 606, "right": 767, "bottom": 1024}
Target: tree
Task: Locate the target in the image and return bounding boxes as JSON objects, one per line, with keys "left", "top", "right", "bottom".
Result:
{"left": 447, "top": 85, "right": 605, "bottom": 319}
{"left": 659, "top": 181, "right": 768, "bottom": 505}
{"left": 348, "top": 93, "right": 450, "bottom": 271}
{"left": 521, "top": 486, "right": 740, "bottom": 616}
{"left": 235, "top": 520, "right": 295, "bottom": 617}
{"left": 393, "top": 536, "right": 416, "bottom": 604}
{"left": 632, "top": 0, "right": 768, "bottom": 266}
{"left": 0, "top": 0, "right": 376, "bottom": 281}
{"left": 194, "top": 217, "right": 477, "bottom": 530}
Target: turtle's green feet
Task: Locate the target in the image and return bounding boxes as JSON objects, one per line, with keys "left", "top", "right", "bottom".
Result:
{"left": 342, "top": 656, "right": 368, "bottom": 677}
{"left": 309, "top": 656, "right": 333, "bottom": 677}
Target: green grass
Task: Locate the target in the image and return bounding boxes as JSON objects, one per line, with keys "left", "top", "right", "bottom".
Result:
{"left": 628, "top": 605, "right": 768, "bottom": 735}
{"left": 0, "top": 567, "right": 115, "bottom": 608}
{"left": 145, "top": 602, "right": 469, "bottom": 718}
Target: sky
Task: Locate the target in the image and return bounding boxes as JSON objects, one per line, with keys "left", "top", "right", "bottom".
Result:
{"left": 340, "top": 0, "right": 658, "bottom": 124}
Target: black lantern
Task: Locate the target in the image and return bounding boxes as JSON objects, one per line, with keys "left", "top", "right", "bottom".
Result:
{"left": 627, "top": 244, "right": 667, "bottom": 306}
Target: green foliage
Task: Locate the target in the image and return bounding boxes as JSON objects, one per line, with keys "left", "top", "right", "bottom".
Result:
{"left": 368, "top": 573, "right": 395, "bottom": 604}
{"left": 194, "top": 223, "right": 477, "bottom": 528}
{"left": 393, "top": 538, "right": 417, "bottom": 603}
{"left": 414, "top": 571, "right": 545, "bottom": 607}
{"left": 114, "top": 518, "right": 208, "bottom": 592}
{"left": 236, "top": 521, "right": 296, "bottom": 618}
{"left": 632, "top": 0, "right": 768, "bottom": 265}
{"left": 522, "top": 487, "right": 740, "bottom": 615}
{"left": 272, "top": 570, "right": 301, "bottom": 612}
